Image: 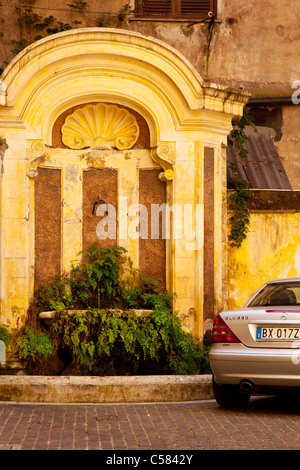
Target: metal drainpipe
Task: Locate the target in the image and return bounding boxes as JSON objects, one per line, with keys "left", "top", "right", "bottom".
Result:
{"left": 248, "top": 97, "right": 293, "bottom": 105}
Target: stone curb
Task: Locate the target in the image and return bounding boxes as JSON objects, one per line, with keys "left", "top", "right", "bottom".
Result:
{"left": 0, "top": 374, "right": 213, "bottom": 403}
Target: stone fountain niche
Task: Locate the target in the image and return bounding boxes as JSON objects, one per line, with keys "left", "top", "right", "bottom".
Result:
{"left": 34, "top": 101, "right": 168, "bottom": 292}
{"left": 0, "top": 28, "right": 249, "bottom": 339}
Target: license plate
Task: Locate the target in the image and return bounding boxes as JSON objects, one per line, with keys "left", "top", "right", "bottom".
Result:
{"left": 256, "top": 326, "right": 300, "bottom": 341}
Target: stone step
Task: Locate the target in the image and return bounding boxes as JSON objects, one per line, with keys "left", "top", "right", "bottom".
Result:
{"left": 0, "top": 374, "right": 213, "bottom": 403}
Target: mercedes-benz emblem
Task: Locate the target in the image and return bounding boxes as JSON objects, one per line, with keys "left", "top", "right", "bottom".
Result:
{"left": 280, "top": 313, "right": 288, "bottom": 320}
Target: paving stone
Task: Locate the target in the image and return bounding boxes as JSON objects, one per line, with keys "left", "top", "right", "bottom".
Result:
{"left": 0, "top": 396, "right": 299, "bottom": 450}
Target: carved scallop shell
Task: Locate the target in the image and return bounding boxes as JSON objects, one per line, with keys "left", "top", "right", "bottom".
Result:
{"left": 61, "top": 104, "right": 139, "bottom": 150}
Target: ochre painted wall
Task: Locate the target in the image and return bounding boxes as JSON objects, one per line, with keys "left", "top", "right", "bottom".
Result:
{"left": 1, "top": 1, "right": 299, "bottom": 192}
{"left": 1, "top": 0, "right": 299, "bottom": 95}
{"left": 228, "top": 212, "right": 300, "bottom": 310}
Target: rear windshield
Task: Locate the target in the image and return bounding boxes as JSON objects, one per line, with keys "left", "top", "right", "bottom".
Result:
{"left": 248, "top": 282, "right": 300, "bottom": 307}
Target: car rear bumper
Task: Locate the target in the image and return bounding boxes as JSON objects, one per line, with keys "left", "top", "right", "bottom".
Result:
{"left": 209, "top": 343, "right": 300, "bottom": 387}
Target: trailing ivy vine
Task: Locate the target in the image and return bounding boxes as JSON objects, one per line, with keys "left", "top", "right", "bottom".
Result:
{"left": 227, "top": 107, "right": 257, "bottom": 247}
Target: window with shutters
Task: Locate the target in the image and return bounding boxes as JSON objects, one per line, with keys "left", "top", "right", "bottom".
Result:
{"left": 135, "top": 0, "right": 217, "bottom": 19}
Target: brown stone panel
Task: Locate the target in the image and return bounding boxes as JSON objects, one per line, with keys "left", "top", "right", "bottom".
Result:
{"left": 139, "top": 169, "right": 166, "bottom": 289}
{"left": 82, "top": 168, "right": 118, "bottom": 252}
{"left": 34, "top": 168, "right": 61, "bottom": 286}
{"left": 203, "top": 147, "right": 215, "bottom": 321}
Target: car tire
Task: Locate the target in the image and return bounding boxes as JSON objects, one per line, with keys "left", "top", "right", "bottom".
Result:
{"left": 212, "top": 377, "right": 251, "bottom": 408}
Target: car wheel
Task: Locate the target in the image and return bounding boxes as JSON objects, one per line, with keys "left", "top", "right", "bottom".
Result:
{"left": 212, "top": 377, "right": 251, "bottom": 408}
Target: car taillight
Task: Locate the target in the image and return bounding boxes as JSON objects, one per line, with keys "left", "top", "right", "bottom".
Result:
{"left": 212, "top": 315, "right": 240, "bottom": 343}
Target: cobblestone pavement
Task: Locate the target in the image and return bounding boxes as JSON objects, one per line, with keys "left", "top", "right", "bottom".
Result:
{"left": 1, "top": 395, "right": 300, "bottom": 451}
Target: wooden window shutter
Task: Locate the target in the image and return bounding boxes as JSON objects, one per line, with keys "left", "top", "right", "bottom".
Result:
{"left": 136, "top": 0, "right": 216, "bottom": 18}
{"left": 181, "top": 0, "right": 214, "bottom": 16}
{"left": 136, "top": 0, "right": 172, "bottom": 17}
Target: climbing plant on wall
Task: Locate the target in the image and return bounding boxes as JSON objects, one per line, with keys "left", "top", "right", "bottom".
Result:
{"left": 227, "top": 107, "right": 257, "bottom": 248}
{"left": 0, "top": 1, "right": 135, "bottom": 73}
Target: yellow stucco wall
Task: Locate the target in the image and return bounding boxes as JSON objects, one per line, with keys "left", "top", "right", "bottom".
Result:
{"left": 228, "top": 212, "right": 300, "bottom": 310}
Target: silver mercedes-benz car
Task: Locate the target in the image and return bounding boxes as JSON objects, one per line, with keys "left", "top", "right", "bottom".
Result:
{"left": 209, "top": 278, "right": 300, "bottom": 407}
